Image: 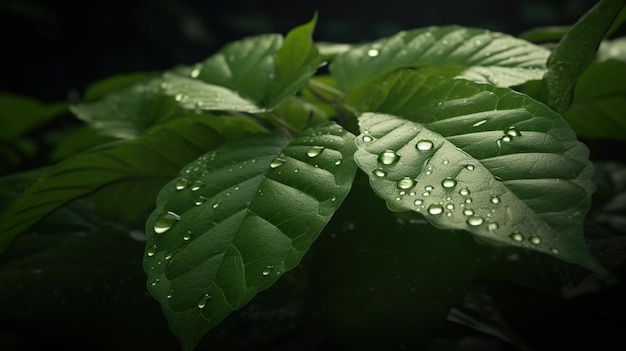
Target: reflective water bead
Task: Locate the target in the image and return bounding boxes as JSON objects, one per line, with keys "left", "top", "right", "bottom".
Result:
{"left": 466, "top": 215, "right": 484, "bottom": 226}
{"left": 378, "top": 150, "right": 399, "bottom": 165}
{"left": 509, "top": 232, "right": 524, "bottom": 242}
{"left": 373, "top": 168, "right": 387, "bottom": 177}
{"left": 459, "top": 187, "right": 470, "bottom": 196}
{"left": 367, "top": 49, "right": 380, "bottom": 57}
{"left": 428, "top": 204, "right": 444, "bottom": 215}
{"left": 442, "top": 177, "right": 457, "bottom": 188}
{"left": 414, "top": 199, "right": 423, "bottom": 206}
{"left": 397, "top": 177, "right": 415, "bottom": 189}
{"left": 270, "top": 157, "right": 286, "bottom": 168}
{"left": 529, "top": 235, "right": 542, "bottom": 245}
{"left": 362, "top": 135, "right": 374, "bottom": 142}
{"left": 197, "top": 293, "right": 211, "bottom": 308}
{"left": 506, "top": 126, "right": 522, "bottom": 137}
{"left": 416, "top": 140, "right": 434, "bottom": 151}
{"left": 154, "top": 211, "right": 181, "bottom": 234}
{"left": 175, "top": 178, "right": 189, "bottom": 191}
{"left": 190, "top": 180, "right": 204, "bottom": 191}
{"left": 490, "top": 195, "right": 501, "bottom": 204}
{"left": 306, "top": 146, "right": 325, "bottom": 158}
{"left": 262, "top": 265, "right": 275, "bottom": 276}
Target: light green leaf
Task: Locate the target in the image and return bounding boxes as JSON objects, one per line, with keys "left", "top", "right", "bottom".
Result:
{"left": 0, "top": 115, "right": 265, "bottom": 252}
{"left": 545, "top": 0, "right": 625, "bottom": 113}
{"left": 143, "top": 121, "right": 357, "bottom": 351}
{"left": 354, "top": 71, "right": 604, "bottom": 274}
{"left": 564, "top": 60, "right": 626, "bottom": 139}
{"left": 330, "top": 26, "right": 550, "bottom": 90}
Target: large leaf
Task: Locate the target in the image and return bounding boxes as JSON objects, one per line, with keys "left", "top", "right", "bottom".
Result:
{"left": 354, "top": 71, "right": 604, "bottom": 274}
{"left": 545, "top": 0, "right": 625, "bottom": 113}
{"left": 564, "top": 60, "right": 626, "bottom": 139}
{"left": 0, "top": 115, "right": 265, "bottom": 251}
{"left": 143, "top": 121, "right": 357, "bottom": 351}
{"left": 0, "top": 93, "right": 67, "bottom": 141}
{"left": 330, "top": 26, "right": 550, "bottom": 90}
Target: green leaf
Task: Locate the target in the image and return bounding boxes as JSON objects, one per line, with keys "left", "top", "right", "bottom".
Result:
{"left": 330, "top": 26, "right": 550, "bottom": 90}
{"left": 71, "top": 75, "right": 263, "bottom": 139}
{"left": 564, "top": 60, "right": 626, "bottom": 139}
{"left": 354, "top": 71, "right": 604, "bottom": 274}
{"left": 0, "top": 92, "right": 67, "bottom": 141}
{"left": 266, "top": 14, "right": 321, "bottom": 107}
{"left": 143, "top": 121, "right": 356, "bottom": 351}
{"left": 545, "top": 0, "right": 625, "bottom": 113}
{"left": 83, "top": 71, "right": 154, "bottom": 101}
{"left": 0, "top": 114, "right": 265, "bottom": 252}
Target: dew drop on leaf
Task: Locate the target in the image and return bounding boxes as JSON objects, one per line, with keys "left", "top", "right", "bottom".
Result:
{"left": 190, "top": 64, "right": 202, "bottom": 78}
{"left": 465, "top": 164, "right": 475, "bottom": 171}
{"left": 147, "top": 244, "right": 157, "bottom": 257}
{"left": 378, "top": 150, "right": 399, "bottom": 165}
{"left": 506, "top": 126, "right": 522, "bottom": 137}
{"left": 414, "top": 199, "right": 423, "bottom": 206}
{"left": 183, "top": 231, "right": 192, "bottom": 241}
{"left": 270, "top": 157, "right": 286, "bottom": 169}
{"left": 510, "top": 231, "right": 524, "bottom": 242}
{"left": 154, "top": 211, "right": 181, "bottom": 234}
{"left": 262, "top": 265, "right": 275, "bottom": 276}
{"left": 550, "top": 247, "right": 559, "bottom": 254}
{"left": 428, "top": 204, "right": 444, "bottom": 215}
{"left": 306, "top": 146, "right": 325, "bottom": 158}
{"left": 397, "top": 177, "right": 415, "bottom": 189}
{"left": 175, "top": 178, "right": 188, "bottom": 191}
{"left": 362, "top": 135, "right": 374, "bottom": 142}
{"left": 488, "top": 222, "right": 499, "bottom": 231}
{"left": 466, "top": 215, "right": 484, "bottom": 226}
{"left": 529, "top": 235, "right": 542, "bottom": 245}
{"left": 190, "top": 180, "right": 204, "bottom": 191}
{"left": 372, "top": 168, "right": 386, "bottom": 177}
{"left": 473, "top": 120, "right": 487, "bottom": 127}
{"left": 212, "top": 202, "right": 221, "bottom": 209}
{"left": 463, "top": 209, "right": 474, "bottom": 216}
{"left": 194, "top": 195, "right": 207, "bottom": 206}
{"left": 442, "top": 177, "right": 457, "bottom": 188}
{"left": 459, "top": 187, "right": 470, "bottom": 196}
{"left": 367, "top": 49, "right": 380, "bottom": 57}
{"left": 197, "top": 293, "right": 211, "bottom": 309}
{"left": 490, "top": 195, "right": 501, "bottom": 204}
{"left": 416, "top": 139, "right": 434, "bottom": 151}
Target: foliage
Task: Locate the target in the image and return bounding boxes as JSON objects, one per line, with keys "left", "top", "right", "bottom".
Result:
{"left": 1, "top": 2, "right": 626, "bottom": 350}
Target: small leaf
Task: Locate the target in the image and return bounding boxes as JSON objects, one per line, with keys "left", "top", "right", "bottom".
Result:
{"left": 143, "top": 121, "right": 356, "bottom": 351}
{"left": 564, "top": 60, "right": 626, "bottom": 139}
{"left": 0, "top": 115, "right": 264, "bottom": 251}
{"left": 545, "top": 0, "right": 625, "bottom": 113}
{"left": 0, "top": 93, "right": 67, "bottom": 141}
{"left": 354, "top": 71, "right": 604, "bottom": 274}
{"left": 330, "top": 26, "right": 550, "bottom": 90}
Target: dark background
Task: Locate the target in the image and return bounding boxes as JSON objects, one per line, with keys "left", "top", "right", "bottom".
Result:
{"left": 0, "top": 0, "right": 601, "bottom": 103}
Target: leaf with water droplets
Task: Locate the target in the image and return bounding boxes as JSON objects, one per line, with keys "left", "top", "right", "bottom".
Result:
{"left": 330, "top": 25, "right": 550, "bottom": 90}
{"left": 143, "top": 121, "right": 356, "bottom": 350}
{"left": 353, "top": 70, "right": 605, "bottom": 274}
{"left": 0, "top": 114, "right": 263, "bottom": 252}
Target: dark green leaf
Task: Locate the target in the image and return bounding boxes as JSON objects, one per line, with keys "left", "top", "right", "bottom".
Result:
{"left": 330, "top": 26, "right": 550, "bottom": 90}
{"left": 564, "top": 60, "right": 626, "bottom": 139}
{"left": 143, "top": 121, "right": 357, "bottom": 351}
{"left": 545, "top": 0, "right": 625, "bottom": 113}
{"left": 0, "top": 93, "right": 66, "bottom": 141}
{"left": 48, "top": 126, "right": 117, "bottom": 162}
{"left": 83, "top": 71, "right": 154, "bottom": 101}
{"left": 518, "top": 26, "right": 569, "bottom": 44}
{"left": 0, "top": 115, "right": 265, "bottom": 251}
{"left": 354, "top": 71, "right": 604, "bottom": 274}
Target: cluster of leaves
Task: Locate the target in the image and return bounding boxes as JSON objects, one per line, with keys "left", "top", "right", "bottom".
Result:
{"left": 1, "top": 1, "right": 626, "bottom": 350}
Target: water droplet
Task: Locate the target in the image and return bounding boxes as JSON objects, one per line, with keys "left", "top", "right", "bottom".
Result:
{"left": 147, "top": 245, "right": 157, "bottom": 257}
{"left": 446, "top": 203, "right": 455, "bottom": 210}
{"left": 428, "top": 204, "right": 444, "bottom": 215}
{"left": 488, "top": 222, "right": 499, "bottom": 231}
{"left": 372, "top": 168, "right": 386, "bottom": 177}
{"left": 529, "top": 235, "right": 542, "bottom": 245}
{"left": 397, "top": 177, "right": 415, "bottom": 189}
{"left": 195, "top": 196, "right": 207, "bottom": 206}
{"left": 465, "top": 164, "right": 475, "bottom": 171}
{"left": 165, "top": 253, "right": 172, "bottom": 260}
{"left": 191, "top": 180, "right": 204, "bottom": 191}
{"left": 362, "top": 135, "right": 374, "bottom": 142}
{"left": 190, "top": 64, "right": 202, "bottom": 78}
{"left": 151, "top": 278, "right": 160, "bottom": 287}
{"left": 175, "top": 178, "right": 188, "bottom": 190}
{"left": 306, "top": 146, "right": 325, "bottom": 158}
{"left": 262, "top": 265, "right": 275, "bottom": 276}
{"left": 422, "top": 191, "right": 430, "bottom": 197}
{"left": 501, "top": 135, "right": 512, "bottom": 142}
{"left": 442, "top": 157, "right": 449, "bottom": 165}
{"left": 367, "top": 49, "right": 380, "bottom": 57}
{"left": 494, "top": 175, "right": 503, "bottom": 181}
{"left": 414, "top": 199, "right": 423, "bottom": 206}
{"left": 331, "top": 196, "right": 337, "bottom": 202}
{"left": 335, "top": 160, "right": 342, "bottom": 166}
{"left": 473, "top": 119, "right": 487, "bottom": 127}
{"left": 183, "top": 231, "right": 192, "bottom": 241}
{"left": 197, "top": 293, "right": 211, "bottom": 308}
{"left": 510, "top": 232, "right": 524, "bottom": 242}
{"left": 154, "top": 211, "right": 181, "bottom": 234}
{"left": 166, "top": 290, "right": 173, "bottom": 299}
{"left": 550, "top": 247, "right": 559, "bottom": 254}
{"left": 416, "top": 140, "right": 434, "bottom": 151}
{"left": 212, "top": 202, "right": 221, "bottom": 209}
{"left": 425, "top": 185, "right": 433, "bottom": 191}
{"left": 442, "top": 177, "right": 457, "bottom": 188}
{"left": 506, "top": 126, "right": 522, "bottom": 137}
{"left": 378, "top": 150, "right": 399, "bottom": 165}
{"left": 463, "top": 209, "right": 474, "bottom": 216}
{"left": 467, "top": 215, "right": 484, "bottom": 226}
{"left": 464, "top": 197, "right": 473, "bottom": 204}
{"left": 490, "top": 195, "right": 501, "bottom": 204}
{"left": 175, "top": 93, "right": 186, "bottom": 102}
{"left": 270, "top": 157, "right": 286, "bottom": 168}
{"left": 459, "top": 188, "right": 470, "bottom": 196}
